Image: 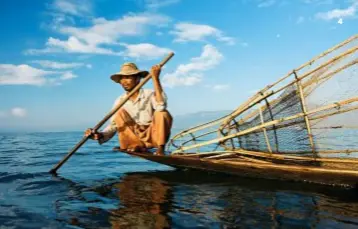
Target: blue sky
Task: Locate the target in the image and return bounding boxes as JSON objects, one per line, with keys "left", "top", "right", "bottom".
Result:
{"left": 0, "top": 0, "right": 357, "bottom": 131}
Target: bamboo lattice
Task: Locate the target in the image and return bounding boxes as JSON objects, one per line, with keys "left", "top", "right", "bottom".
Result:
{"left": 168, "top": 34, "right": 358, "bottom": 162}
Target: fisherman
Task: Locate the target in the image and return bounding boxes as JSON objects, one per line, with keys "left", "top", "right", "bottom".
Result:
{"left": 84, "top": 63, "right": 173, "bottom": 156}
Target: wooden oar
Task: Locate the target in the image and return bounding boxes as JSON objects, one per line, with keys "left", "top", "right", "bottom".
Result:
{"left": 49, "top": 52, "right": 175, "bottom": 174}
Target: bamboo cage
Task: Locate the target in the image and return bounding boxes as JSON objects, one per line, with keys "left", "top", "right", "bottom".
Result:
{"left": 167, "top": 34, "right": 358, "bottom": 169}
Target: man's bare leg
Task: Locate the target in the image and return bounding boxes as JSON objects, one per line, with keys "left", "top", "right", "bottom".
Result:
{"left": 151, "top": 111, "right": 172, "bottom": 156}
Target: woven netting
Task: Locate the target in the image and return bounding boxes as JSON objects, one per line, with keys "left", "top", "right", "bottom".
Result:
{"left": 169, "top": 35, "right": 358, "bottom": 158}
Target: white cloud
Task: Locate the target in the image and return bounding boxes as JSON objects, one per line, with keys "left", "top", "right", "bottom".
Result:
{"left": 26, "top": 13, "right": 171, "bottom": 55}
{"left": 170, "top": 23, "right": 236, "bottom": 45}
{"left": 44, "top": 0, "right": 93, "bottom": 31}
{"left": 276, "top": 34, "right": 281, "bottom": 38}
{"left": 145, "top": 0, "right": 180, "bottom": 9}
{"left": 44, "top": 13, "right": 75, "bottom": 31}
{"left": 60, "top": 72, "right": 78, "bottom": 80}
{"left": 31, "top": 60, "right": 85, "bottom": 69}
{"left": 86, "top": 64, "right": 92, "bottom": 69}
{"left": 315, "top": 2, "right": 358, "bottom": 20}
{"left": 120, "top": 43, "right": 172, "bottom": 60}
{"left": 0, "top": 64, "right": 56, "bottom": 86}
{"left": 11, "top": 108, "right": 27, "bottom": 118}
{"left": 162, "top": 44, "right": 223, "bottom": 88}
{"left": 213, "top": 84, "right": 230, "bottom": 91}
{"left": 258, "top": 0, "right": 276, "bottom": 7}
{"left": 52, "top": 0, "right": 92, "bottom": 17}
{"left": 0, "top": 64, "right": 77, "bottom": 86}
{"left": 25, "top": 36, "right": 121, "bottom": 55}
{"left": 59, "top": 14, "right": 170, "bottom": 45}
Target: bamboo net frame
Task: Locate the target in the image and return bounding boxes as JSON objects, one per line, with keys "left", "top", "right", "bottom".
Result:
{"left": 168, "top": 34, "right": 358, "bottom": 165}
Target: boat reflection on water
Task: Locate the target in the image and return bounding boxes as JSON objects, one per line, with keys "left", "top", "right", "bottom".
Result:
{"left": 108, "top": 173, "right": 173, "bottom": 228}
{"left": 55, "top": 170, "right": 358, "bottom": 228}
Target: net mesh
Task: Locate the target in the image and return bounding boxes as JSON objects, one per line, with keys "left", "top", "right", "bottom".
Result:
{"left": 168, "top": 35, "right": 358, "bottom": 160}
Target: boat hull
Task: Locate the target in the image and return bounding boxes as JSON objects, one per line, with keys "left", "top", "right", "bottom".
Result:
{"left": 125, "top": 152, "right": 358, "bottom": 188}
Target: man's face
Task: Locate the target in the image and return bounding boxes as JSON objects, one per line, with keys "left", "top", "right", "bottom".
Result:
{"left": 119, "top": 74, "right": 140, "bottom": 91}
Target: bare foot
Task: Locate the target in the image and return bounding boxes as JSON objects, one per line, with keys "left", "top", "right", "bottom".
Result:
{"left": 112, "top": 147, "right": 127, "bottom": 152}
{"left": 154, "top": 145, "right": 165, "bottom": 156}
{"left": 128, "top": 146, "right": 148, "bottom": 153}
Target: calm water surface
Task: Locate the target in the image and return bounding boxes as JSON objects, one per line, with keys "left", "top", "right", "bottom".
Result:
{"left": 1, "top": 132, "right": 358, "bottom": 228}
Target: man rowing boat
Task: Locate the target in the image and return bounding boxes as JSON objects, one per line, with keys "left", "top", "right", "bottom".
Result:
{"left": 84, "top": 63, "right": 173, "bottom": 156}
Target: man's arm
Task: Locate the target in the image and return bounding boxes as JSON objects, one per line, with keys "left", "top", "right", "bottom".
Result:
{"left": 151, "top": 65, "right": 165, "bottom": 104}
{"left": 98, "top": 119, "right": 117, "bottom": 144}
{"left": 84, "top": 120, "right": 116, "bottom": 144}
{"left": 98, "top": 96, "right": 124, "bottom": 144}
{"left": 85, "top": 97, "right": 121, "bottom": 144}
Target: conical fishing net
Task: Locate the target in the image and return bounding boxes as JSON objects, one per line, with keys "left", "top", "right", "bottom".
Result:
{"left": 168, "top": 35, "right": 358, "bottom": 161}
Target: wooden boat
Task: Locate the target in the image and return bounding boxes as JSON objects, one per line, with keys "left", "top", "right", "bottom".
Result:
{"left": 120, "top": 150, "right": 358, "bottom": 188}
{"left": 121, "top": 34, "right": 358, "bottom": 188}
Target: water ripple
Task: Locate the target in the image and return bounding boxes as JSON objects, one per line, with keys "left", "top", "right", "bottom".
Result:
{"left": 1, "top": 132, "right": 358, "bottom": 228}
{"left": 0, "top": 173, "right": 37, "bottom": 183}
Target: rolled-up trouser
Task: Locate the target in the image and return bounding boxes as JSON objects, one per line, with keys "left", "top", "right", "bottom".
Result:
{"left": 114, "top": 109, "right": 173, "bottom": 150}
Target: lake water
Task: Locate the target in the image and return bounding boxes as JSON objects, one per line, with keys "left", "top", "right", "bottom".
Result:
{"left": 1, "top": 131, "right": 358, "bottom": 228}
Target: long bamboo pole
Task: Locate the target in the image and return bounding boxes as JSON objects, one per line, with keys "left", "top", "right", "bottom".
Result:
{"left": 220, "top": 156, "right": 273, "bottom": 164}
{"left": 259, "top": 106, "right": 272, "bottom": 153}
{"left": 240, "top": 104, "right": 358, "bottom": 136}
{"left": 224, "top": 46, "right": 358, "bottom": 123}
{"left": 218, "top": 91, "right": 289, "bottom": 152}
{"left": 171, "top": 90, "right": 264, "bottom": 141}
{"left": 230, "top": 87, "right": 301, "bottom": 129}
{"left": 225, "top": 35, "right": 357, "bottom": 121}
{"left": 303, "top": 59, "right": 358, "bottom": 97}
{"left": 294, "top": 70, "right": 316, "bottom": 156}
{"left": 231, "top": 149, "right": 358, "bottom": 164}
{"left": 49, "top": 52, "right": 175, "bottom": 174}
{"left": 263, "top": 97, "right": 280, "bottom": 152}
{"left": 171, "top": 84, "right": 274, "bottom": 142}
{"left": 293, "top": 34, "right": 357, "bottom": 73}
{"left": 170, "top": 36, "right": 357, "bottom": 155}
{"left": 170, "top": 114, "right": 230, "bottom": 142}
{"left": 176, "top": 102, "right": 358, "bottom": 154}
{"left": 232, "top": 119, "right": 243, "bottom": 148}
{"left": 170, "top": 36, "right": 357, "bottom": 143}
{"left": 301, "top": 149, "right": 358, "bottom": 154}
{"left": 206, "top": 152, "right": 236, "bottom": 159}
{"left": 178, "top": 148, "right": 358, "bottom": 157}
{"left": 211, "top": 158, "right": 358, "bottom": 175}
{"left": 179, "top": 149, "right": 358, "bottom": 164}
{"left": 171, "top": 97, "right": 358, "bottom": 153}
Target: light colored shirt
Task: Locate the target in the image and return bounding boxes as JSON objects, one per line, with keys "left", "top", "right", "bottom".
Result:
{"left": 99, "top": 88, "right": 167, "bottom": 144}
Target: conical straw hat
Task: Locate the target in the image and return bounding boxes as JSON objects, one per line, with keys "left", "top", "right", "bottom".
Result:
{"left": 110, "top": 62, "right": 149, "bottom": 83}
